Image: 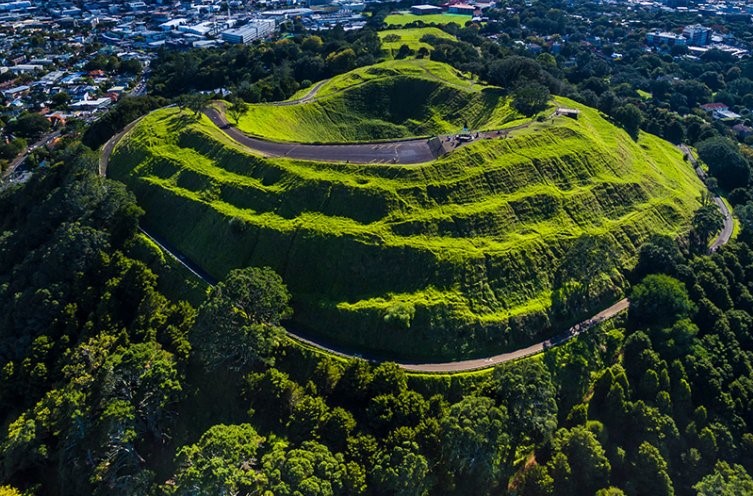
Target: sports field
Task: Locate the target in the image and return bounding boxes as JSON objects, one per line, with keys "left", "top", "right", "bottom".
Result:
{"left": 384, "top": 12, "right": 472, "bottom": 26}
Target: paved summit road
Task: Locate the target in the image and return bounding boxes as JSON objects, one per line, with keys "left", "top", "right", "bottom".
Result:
{"left": 206, "top": 80, "right": 443, "bottom": 164}
{"left": 98, "top": 111, "right": 734, "bottom": 373}
{"left": 204, "top": 107, "right": 441, "bottom": 164}
{"left": 204, "top": 104, "right": 555, "bottom": 165}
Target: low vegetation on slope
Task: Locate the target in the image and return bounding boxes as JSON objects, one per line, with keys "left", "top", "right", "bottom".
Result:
{"left": 234, "top": 59, "right": 520, "bottom": 143}
{"left": 109, "top": 94, "right": 703, "bottom": 360}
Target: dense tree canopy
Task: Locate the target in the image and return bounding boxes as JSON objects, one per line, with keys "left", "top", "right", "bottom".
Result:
{"left": 629, "top": 274, "right": 694, "bottom": 328}
{"left": 691, "top": 202, "right": 725, "bottom": 252}
{"left": 697, "top": 137, "right": 751, "bottom": 191}
{"left": 172, "top": 423, "right": 266, "bottom": 495}
{"left": 7, "top": 113, "right": 50, "bottom": 140}
{"left": 512, "top": 83, "right": 550, "bottom": 116}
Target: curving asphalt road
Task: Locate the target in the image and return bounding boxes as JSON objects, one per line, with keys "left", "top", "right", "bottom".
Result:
{"left": 400, "top": 298, "right": 630, "bottom": 372}
{"left": 205, "top": 107, "right": 442, "bottom": 164}
{"left": 680, "top": 144, "right": 734, "bottom": 252}
{"left": 97, "top": 110, "right": 734, "bottom": 373}
{"left": 129, "top": 219, "right": 632, "bottom": 373}
{"left": 99, "top": 113, "right": 151, "bottom": 176}
{"left": 711, "top": 197, "right": 734, "bottom": 252}
{"left": 206, "top": 101, "right": 558, "bottom": 166}
{"left": 208, "top": 79, "right": 442, "bottom": 164}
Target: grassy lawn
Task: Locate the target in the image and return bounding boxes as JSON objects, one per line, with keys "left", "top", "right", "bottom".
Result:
{"left": 384, "top": 12, "right": 472, "bottom": 26}
{"left": 110, "top": 65, "right": 704, "bottom": 361}
{"left": 378, "top": 27, "right": 456, "bottom": 56}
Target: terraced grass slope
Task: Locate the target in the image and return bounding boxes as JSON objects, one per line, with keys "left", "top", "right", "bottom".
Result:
{"left": 235, "top": 59, "right": 521, "bottom": 143}
{"left": 109, "top": 99, "right": 703, "bottom": 361}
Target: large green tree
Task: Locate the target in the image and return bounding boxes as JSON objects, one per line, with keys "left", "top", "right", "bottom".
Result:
{"left": 439, "top": 396, "right": 509, "bottom": 492}
{"left": 613, "top": 103, "right": 642, "bottom": 139}
{"left": 512, "top": 83, "right": 550, "bottom": 116}
{"left": 547, "top": 426, "right": 611, "bottom": 495}
{"left": 7, "top": 113, "right": 50, "bottom": 140}
{"left": 691, "top": 203, "right": 724, "bottom": 253}
{"left": 629, "top": 274, "right": 694, "bottom": 328}
{"left": 262, "top": 440, "right": 365, "bottom": 495}
{"left": 226, "top": 96, "right": 249, "bottom": 125}
{"left": 633, "top": 235, "right": 684, "bottom": 280}
{"left": 191, "top": 266, "right": 291, "bottom": 372}
{"left": 628, "top": 442, "right": 674, "bottom": 496}
{"left": 697, "top": 137, "right": 751, "bottom": 190}
{"left": 493, "top": 360, "right": 557, "bottom": 453}
{"left": 370, "top": 440, "right": 430, "bottom": 496}
{"left": 694, "top": 461, "right": 753, "bottom": 495}
{"left": 172, "top": 423, "right": 266, "bottom": 495}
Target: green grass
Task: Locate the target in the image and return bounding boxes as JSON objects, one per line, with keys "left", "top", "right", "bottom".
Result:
{"left": 236, "top": 59, "right": 516, "bottom": 143}
{"left": 384, "top": 12, "right": 472, "bottom": 26}
{"left": 314, "top": 59, "right": 478, "bottom": 97}
{"left": 378, "top": 27, "right": 456, "bottom": 57}
{"left": 110, "top": 66, "right": 704, "bottom": 361}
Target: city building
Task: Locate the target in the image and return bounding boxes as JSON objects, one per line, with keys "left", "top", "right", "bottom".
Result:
{"left": 221, "top": 20, "right": 275, "bottom": 44}
{"left": 410, "top": 4, "right": 443, "bottom": 15}
{"left": 158, "top": 18, "right": 187, "bottom": 30}
{"left": 1, "top": 84, "right": 29, "bottom": 98}
{"left": 700, "top": 102, "right": 741, "bottom": 121}
{"left": 0, "top": 1, "right": 31, "bottom": 12}
{"left": 260, "top": 8, "right": 314, "bottom": 20}
{"left": 70, "top": 96, "right": 112, "bottom": 110}
{"left": 342, "top": 3, "right": 365, "bottom": 12}
{"left": 683, "top": 24, "right": 712, "bottom": 46}
{"left": 179, "top": 21, "right": 221, "bottom": 37}
{"left": 700, "top": 102, "right": 728, "bottom": 112}
{"left": 646, "top": 31, "right": 686, "bottom": 47}
{"left": 8, "top": 64, "right": 43, "bottom": 73}
{"left": 447, "top": 3, "right": 476, "bottom": 14}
